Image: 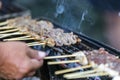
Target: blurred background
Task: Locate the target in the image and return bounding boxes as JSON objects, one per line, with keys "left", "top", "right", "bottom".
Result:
{"left": 2, "top": 0, "right": 120, "bottom": 50}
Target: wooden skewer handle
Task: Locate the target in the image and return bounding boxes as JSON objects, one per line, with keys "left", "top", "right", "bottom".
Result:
{"left": 27, "top": 42, "right": 46, "bottom": 46}
{"left": 44, "top": 55, "right": 76, "bottom": 59}
{"left": 0, "top": 29, "right": 19, "bottom": 34}
{"left": 0, "top": 26, "right": 15, "bottom": 30}
{"left": 0, "top": 32, "right": 27, "bottom": 38}
{"left": 0, "top": 32, "right": 25, "bottom": 35}
{"left": 2, "top": 35, "right": 30, "bottom": 40}
{"left": 48, "top": 60, "right": 80, "bottom": 65}
{"left": 55, "top": 64, "right": 92, "bottom": 75}
{"left": 64, "top": 69, "right": 98, "bottom": 78}
{"left": 64, "top": 63, "right": 105, "bottom": 78}
{"left": 4, "top": 38, "right": 35, "bottom": 41}
{"left": 65, "top": 72, "right": 108, "bottom": 79}
{"left": 0, "top": 21, "right": 8, "bottom": 26}
{"left": 28, "top": 44, "right": 42, "bottom": 46}
{"left": 8, "top": 35, "right": 31, "bottom": 38}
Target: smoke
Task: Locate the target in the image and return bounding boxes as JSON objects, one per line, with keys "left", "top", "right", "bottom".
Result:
{"left": 55, "top": 0, "right": 65, "bottom": 17}
{"left": 78, "top": 10, "right": 88, "bottom": 33}
{"left": 52, "top": 0, "right": 96, "bottom": 33}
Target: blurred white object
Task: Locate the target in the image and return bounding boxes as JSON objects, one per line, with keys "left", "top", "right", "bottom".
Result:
{"left": 23, "top": 77, "right": 40, "bottom": 80}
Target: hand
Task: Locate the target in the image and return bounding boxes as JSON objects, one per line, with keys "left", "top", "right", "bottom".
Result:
{"left": 0, "top": 41, "right": 46, "bottom": 80}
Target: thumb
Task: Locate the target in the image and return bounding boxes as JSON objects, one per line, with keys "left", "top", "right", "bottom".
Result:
{"left": 28, "top": 59, "right": 43, "bottom": 72}
{"left": 27, "top": 48, "right": 46, "bottom": 60}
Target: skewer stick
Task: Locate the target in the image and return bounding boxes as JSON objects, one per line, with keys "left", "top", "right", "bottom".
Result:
{"left": 64, "top": 68, "right": 99, "bottom": 78}
{"left": 3, "top": 37, "right": 35, "bottom": 41}
{"left": 44, "top": 51, "right": 85, "bottom": 59}
{"left": 6, "top": 26, "right": 42, "bottom": 40}
{"left": 55, "top": 64, "right": 92, "bottom": 75}
{"left": 0, "top": 26, "right": 51, "bottom": 46}
{"left": 0, "top": 32, "right": 26, "bottom": 35}
{"left": 65, "top": 72, "right": 108, "bottom": 79}
{"left": 4, "top": 35, "right": 31, "bottom": 38}
{"left": 55, "top": 62, "right": 96, "bottom": 75}
{"left": 0, "top": 21, "right": 8, "bottom": 26}
{"left": 27, "top": 42, "right": 46, "bottom": 46}
{"left": 0, "top": 29, "right": 19, "bottom": 34}
{"left": 0, "top": 32, "right": 27, "bottom": 38}
{"left": 0, "top": 26, "right": 30, "bottom": 36}
{"left": 47, "top": 51, "right": 88, "bottom": 65}
{"left": 0, "top": 26, "right": 30, "bottom": 37}
{"left": 3, "top": 36, "right": 31, "bottom": 41}
{"left": 0, "top": 26, "right": 15, "bottom": 30}
{"left": 44, "top": 55, "right": 76, "bottom": 59}
{"left": 63, "top": 63, "right": 99, "bottom": 78}
{"left": 48, "top": 60, "right": 80, "bottom": 65}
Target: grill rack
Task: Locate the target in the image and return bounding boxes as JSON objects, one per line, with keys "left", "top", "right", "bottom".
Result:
{"left": 0, "top": 17, "right": 120, "bottom": 80}
{"left": 33, "top": 17, "right": 120, "bottom": 80}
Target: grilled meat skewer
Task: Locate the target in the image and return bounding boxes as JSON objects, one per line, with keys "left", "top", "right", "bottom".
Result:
{"left": 0, "top": 16, "right": 81, "bottom": 46}
{"left": 47, "top": 51, "right": 88, "bottom": 65}
{"left": 84, "top": 48, "right": 120, "bottom": 72}
{"left": 0, "top": 25, "right": 55, "bottom": 46}
{"left": 63, "top": 48, "right": 120, "bottom": 80}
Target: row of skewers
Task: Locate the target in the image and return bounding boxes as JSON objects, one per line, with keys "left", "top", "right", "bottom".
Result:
{"left": 1, "top": 16, "right": 120, "bottom": 80}
{"left": 0, "top": 16, "right": 81, "bottom": 47}
{"left": 44, "top": 48, "right": 120, "bottom": 80}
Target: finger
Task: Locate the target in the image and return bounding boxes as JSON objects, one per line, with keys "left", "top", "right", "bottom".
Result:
{"left": 27, "top": 48, "right": 46, "bottom": 60}
{"left": 29, "top": 59, "right": 43, "bottom": 71}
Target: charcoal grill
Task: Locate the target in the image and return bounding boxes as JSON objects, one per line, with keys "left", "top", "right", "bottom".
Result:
{"left": 0, "top": 1, "right": 120, "bottom": 79}
{"left": 0, "top": 16, "right": 120, "bottom": 80}
{"left": 29, "top": 17, "right": 120, "bottom": 80}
